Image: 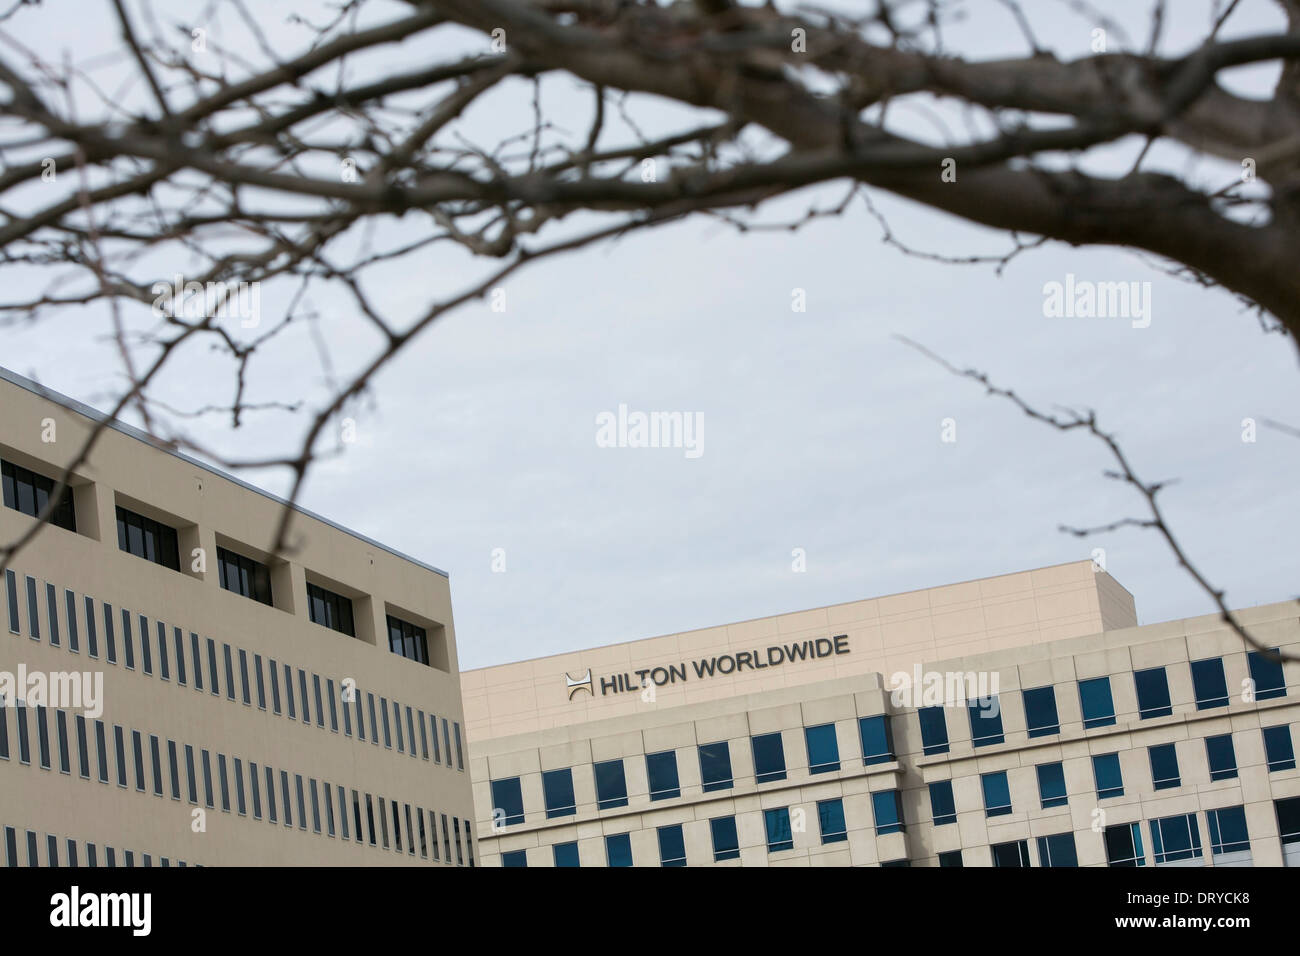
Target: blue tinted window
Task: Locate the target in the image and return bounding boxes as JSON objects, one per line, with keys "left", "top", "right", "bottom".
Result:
{"left": 871, "top": 790, "right": 904, "bottom": 834}
{"left": 1206, "top": 806, "right": 1249, "bottom": 856}
{"left": 1079, "top": 677, "right": 1116, "bottom": 729}
{"left": 1092, "top": 753, "right": 1124, "bottom": 798}
{"left": 501, "top": 849, "right": 527, "bottom": 868}
{"left": 1037, "top": 832, "right": 1078, "bottom": 867}
{"left": 645, "top": 750, "right": 680, "bottom": 801}
{"left": 542, "top": 768, "right": 576, "bottom": 818}
{"left": 1150, "top": 813, "right": 1202, "bottom": 864}
{"left": 1264, "top": 725, "right": 1296, "bottom": 772}
{"left": 1022, "top": 686, "right": 1060, "bottom": 737}
{"left": 1036, "top": 761, "right": 1068, "bottom": 808}
{"left": 992, "top": 839, "right": 1030, "bottom": 867}
{"left": 751, "top": 732, "right": 786, "bottom": 783}
{"left": 929, "top": 780, "right": 957, "bottom": 825}
{"left": 710, "top": 816, "right": 740, "bottom": 861}
{"left": 1104, "top": 823, "right": 1145, "bottom": 866}
{"left": 858, "top": 715, "right": 894, "bottom": 765}
{"left": 1134, "top": 667, "right": 1172, "bottom": 718}
{"left": 1205, "top": 734, "right": 1238, "bottom": 781}
{"left": 490, "top": 777, "right": 524, "bottom": 826}
{"left": 765, "top": 807, "right": 793, "bottom": 852}
{"left": 804, "top": 724, "right": 840, "bottom": 774}
{"left": 604, "top": 833, "right": 633, "bottom": 867}
{"left": 968, "top": 697, "right": 1004, "bottom": 747}
{"left": 1148, "top": 743, "right": 1180, "bottom": 789}
{"left": 1191, "top": 657, "right": 1229, "bottom": 710}
{"left": 918, "top": 706, "right": 949, "bottom": 755}
{"left": 1248, "top": 650, "right": 1286, "bottom": 701}
{"left": 552, "top": 841, "right": 579, "bottom": 867}
{"left": 981, "top": 771, "right": 1012, "bottom": 817}
{"left": 698, "top": 741, "right": 733, "bottom": 792}
{"left": 594, "top": 759, "right": 628, "bottom": 810}
{"left": 657, "top": 824, "right": 686, "bottom": 866}
{"left": 818, "top": 798, "right": 847, "bottom": 843}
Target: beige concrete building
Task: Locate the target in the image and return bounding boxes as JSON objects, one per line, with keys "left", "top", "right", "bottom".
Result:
{"left": 0, "top": 367, "right": 475, "bottom": 866}
{"left": 466, "top": 564, "right": 1300, "bottom": 867}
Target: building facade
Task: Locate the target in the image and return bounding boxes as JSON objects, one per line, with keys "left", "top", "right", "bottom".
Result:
{"left": 465, "top": 564, "right": 1300, "bottom": 867}
{"left": 0, "top": 367, "right": 475, "bottom": 866}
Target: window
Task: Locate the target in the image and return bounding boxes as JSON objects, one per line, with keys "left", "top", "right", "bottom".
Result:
{"left": 216, "top": 547, "right": 272, "bottom": 606}
{"left": 968, "top": 697, "right": 1004, "bottom": 747}
{"left": 1092, "top": 753, "right": 1124, "bottom": 799}
{"left": 1134, "top": 666, "right": 1173, "bottom": 718}
{"left": 1104, "top": 822, "right": 1145, "bottom": 867}
{"left": 1191, "top": 657, "right": 1229, "bottom": 710}
{"left": 981, "top": 771, "right": 1012, "bottom": 817}
{"left": 1248, "top": 649, "right": 1286, "bottom": 701}
{"left": 938, "top": 850, "right": 963, "bottom": 867}
{"left": 710, "top": 816, "right": 740, "bottom": 861}
{"left": 992, "top": 839, "right": 1031, "bottom": 867}
{"left": 2, "top": 459, "right": 76, "bottom": 531}
{"left": 115, "top": 506, "right": 179, "bottom": 570}
{"left": 929, "top": 780, "right": 957, "bottom": 826}
{"left": 501, "top": 850, "right": 527, "bottom": 868}
{"left": 1275, "top": 796, "right": 1300, "bottom": 850}
{"left": 1263, "top": 725, "right": 1296, "bottom": 772}
{"left": 605, "top": 833, "right": 633, "bottom": 867}
{"left": 804, "top": 723, "right": 840, "bottom": 774}
{"left": 1206, "top": 806, "right": 1250, "bottom": 859}
{"left": 594, "top": 759, "right": 628, "bottom": 810}
{"left": 1037, "top": 833, "right": 1078, "bottom": 867}
{"left": 552, "top": 842, "right": 580, "bottom": 868}
{"left": 871, "top": 790, "right": 904, "bottom": 835}
{"left": 657, "top": 824, "right": 686, "bottom": 867}
{"left": 387, "top": 614, "right": 430, "bottom": 665}
{"left": 1036, "top": 761, "right": 1068, "bottom": 809}
{"left": 490, "top": 777, "right": 524, "bottom": 826}
{"left": 645, "top": 750, "right": 680, "bottom": 801}
{"left": 698, "top": 741, "right": 733, "bottom": 792}
{"left": 1078, "top": 677, "right": 1116, "bottom": 729}
{"left": 1150, "top": 813, "right": 1202, "bottom": 865}
{"left": 765, "top": 807, "right": 793, "bottom": 852}
{"left": 1022, "top": 686, "right": 1060, "bottom": 737}
{"left": 918, "top": 706, "right": 949, "bottom": 756}
{"left": 1148, "top": 743, "right": 1180, "bottom": 789}
{"left": 1205, "top": 734, "right": 1238, "bottom": 781}
{"left": 542, "top": 768, "right": 576, "bottom": 818}
{"left": 306, "top": 582, "right": 355, "bottom": 636}
{"left": 751, "top": 732, "right": 786, "bottom": 783}
{"left": 818, "top": 798, "right": 848, "bottom": 844}
{"left": 858, "top": 715, "right": 895, "bottom": 764}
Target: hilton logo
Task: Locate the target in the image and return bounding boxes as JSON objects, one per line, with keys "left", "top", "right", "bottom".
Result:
{"left": 565, "top": 670, "right": 593, "bottom": 699}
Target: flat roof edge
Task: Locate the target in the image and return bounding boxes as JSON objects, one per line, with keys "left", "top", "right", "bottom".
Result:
{"left": 0, "top": 365, "right": 449, "bottom": 579}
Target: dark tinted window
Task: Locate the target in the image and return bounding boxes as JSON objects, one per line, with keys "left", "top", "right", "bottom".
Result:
{"left": 542, "top": 768, "right": 576, "bottom": 818}
{"left": 307, "top": 582, "right": 355, "bottom": 636}
{"left": 1092, "top": 753, "right": 1124, "bottom": 798}
{"left": 1149, "top": 743, "right": 1180, "bottom": 789}
{"left": 115, "top": 506, "right": 179, "bottom": 570}
{"left": 710, "top": 816, "right": 740, "bottom": 861}
{"left": 1206, "top": 806, "right": 1250, "bottom": 856}
{"left": 817, "top": 798, "right": 847, "bottom": 843}
{"left": 1248, "top": 650, "right": 1286, "bottom": 700}
{"left": 217, "top": 547, "right": 272, "bottom": 606}
{"left": 1078, "top": 677, "right": 1116, "bottom": 729}
{"left": 872, "top": 790, "right": 904, "bottom": 834}
{"left": 929, "top": 779, "right": 957, "bottom": 825}
{"left": 657, "top": 825, "right": 686, "bottom": 866}
{"left": 1191, "top": 657, "right": 1229, "bottom": 710}
{"left": 594, "top": 759, "right": 628, "bottom": 810}
{"left": 938, "top": 850, "right": 963, "bottom": 867}
{"left": 918, "top": 706, "right": 949, "bottom": 755}
{"left": 1022, "top": 686, "right": 1060, "bottom": 737}
{"left": 645, "top": 750, "right": 680, "bottom": 800}
{"left": 605, "top": 833, "right": 633, "bottom": 867}
{"left": 1264, "top": 725, "right": 1296, "bottom": 771}
{"left": 490, "top": 777, "right": 524, "bottom": 826}
{"left": 1134, "top": 667, "right": 1173, "bottom": 718}
{"left": 387, "top": 614, "right": 429, "bottom": 665}
{"left": 698, "top": 741, "right": 733, "bottom": 792}
{"left": 751, "top": 732, "right": 786, "bottom": 783}
{"left": 804, "top": 723, "right": 840, "bottom": 773}
{"left": 552, "top": 841, "right": 580, "bottom": 868}
{"left": 764, "top": 807, "right": 793, "bottom": 852}
{"left": 858, "top": 715, "right": 894, "bottom": 764}
{"left": 1, "top": 459, "right": 76, "bottom": 532}
{"left": 968, "top": 697, "right": 1004, "bottom": 747}
{"left": 1037, "top": 761, "right": 1068, "bottom": 808}
{"left": 501, "top": 849, "right": 527, "bottom": 868}
{"left": 1206, "top": 734, "right": 1238, "bottom": 781}
{"left": 1037, "top": 832, "right": 1078, "bottom": 867}
{"left": 981, "top": 771, "right": 1011, "bottom": 816}
{"left": 1150, "top": 813, "right": 1202, "bottom": 864}
{"left": 992, "top": 839, "right": 1030, "bottom": 867}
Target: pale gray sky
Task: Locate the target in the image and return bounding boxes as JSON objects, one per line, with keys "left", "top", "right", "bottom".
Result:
{"left": 3, "top": 1, "right": 1297, "bottom": 668}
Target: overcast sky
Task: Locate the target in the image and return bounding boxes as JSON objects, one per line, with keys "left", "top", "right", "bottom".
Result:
{"left": 3, "top": 0, "right": 1298, "bottom": 669}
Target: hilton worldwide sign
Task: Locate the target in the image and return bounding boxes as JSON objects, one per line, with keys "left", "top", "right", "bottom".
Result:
{"left": 565, "top": 634, "right": 849, "bottom": 700}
